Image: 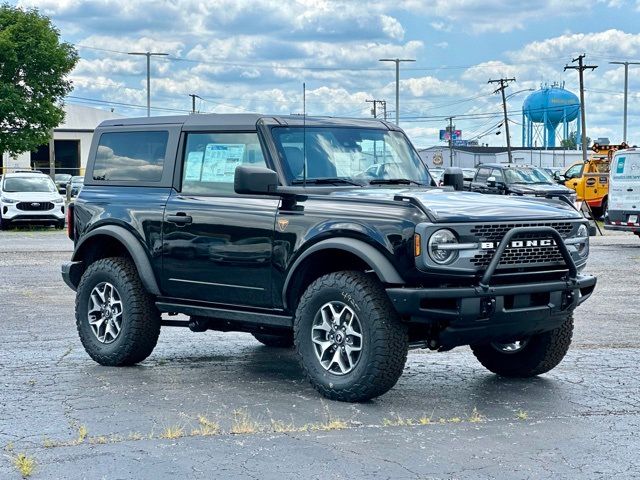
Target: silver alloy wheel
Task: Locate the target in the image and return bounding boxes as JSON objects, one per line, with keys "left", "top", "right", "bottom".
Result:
{"left": 491, "top": 339, "right": 529, "bottom": 354}
{"left": 87, "top": 282, "right": 124, "bottom": 344}
{"left": 311, "top": 301, "right": 363, "bottom": 375}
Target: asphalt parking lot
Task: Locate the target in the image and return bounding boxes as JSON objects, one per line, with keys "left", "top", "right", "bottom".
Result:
{"left": 0, "top": 229, "right": 639, "bottom": 479}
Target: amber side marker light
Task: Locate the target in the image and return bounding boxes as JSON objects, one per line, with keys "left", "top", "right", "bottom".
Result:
{"left": 414, "top": 233, "right": 422, "bottom": 256}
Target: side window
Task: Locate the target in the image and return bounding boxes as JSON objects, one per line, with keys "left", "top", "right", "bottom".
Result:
{"left": 491, "top": 169, "right": 504, "bottom": 182}
{"left": 93, "top": 131, "right": 168, "bottom": 182}
{"left": 565, "top": 163, "right": 584, "bottom": 179}
{"left": 181, "top": 132, "right": 267, "bottom": 195}
{"left": 475, "top": 167, "right": 491, "bottom": 183}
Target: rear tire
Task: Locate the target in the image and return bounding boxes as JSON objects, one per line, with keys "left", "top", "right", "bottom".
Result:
{"left": 294, "top": 271, "right": 408, "bottom": 402}
{"left": 55, "top": 220, "right": 65, "bottom": 230}
{"left": 252, "top": 332, "right": 293, "bottom": 348}
{"left": 471, "top": 314, "right": 573, "bottom": 377}
{"left": 76, "top": 257, "right": 161, "bottom": 366}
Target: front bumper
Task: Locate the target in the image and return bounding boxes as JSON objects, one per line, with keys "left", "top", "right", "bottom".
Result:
{"left": 389, "top": 225, "right": 597, "bottom": 349}
{"left": 2, "top": 203, "right": 65, "bottom": 222}
{"left": 388, "top": 275, "right": 596, "bottom": 348}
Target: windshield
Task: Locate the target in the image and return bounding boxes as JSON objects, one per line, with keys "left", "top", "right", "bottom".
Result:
{"left": 70, "top": 176, "right": 84, "bottom": 184}
{"left": 271, "top": 127, "right": 432, "bottom": 185}
{"left": 504, "top": 168, "right": 553, "bottom": 185}
{"left": 3, "top": 177, "right": 57, "bottom": 193}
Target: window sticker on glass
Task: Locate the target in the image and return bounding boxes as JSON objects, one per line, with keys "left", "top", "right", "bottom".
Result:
{"left": 184, "top": 151, "right": 204, "bottom": 181}
{"left": 201, "top": 144, "right": 246, "bottom": 182}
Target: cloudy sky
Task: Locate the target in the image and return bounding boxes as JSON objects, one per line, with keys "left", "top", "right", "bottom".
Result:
{"left": 11, "top": 0, "right": 640, "bottom": 147}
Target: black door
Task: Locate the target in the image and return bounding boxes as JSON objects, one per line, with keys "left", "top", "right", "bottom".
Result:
{"left": 162, "top": 132, "right": 278, "bottom": 308}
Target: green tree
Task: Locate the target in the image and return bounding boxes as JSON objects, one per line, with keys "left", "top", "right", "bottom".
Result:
{"left": 561, "top": 131, "right": 591, "bottom": 150}
{"left": 0, "top": 4, "right": 78, "bottom": 158}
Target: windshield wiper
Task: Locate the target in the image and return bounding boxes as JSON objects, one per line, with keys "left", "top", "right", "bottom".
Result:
{"left": 291, "top": 178, "right": 363, "bottom": 186}
{"left": 369, "top": 178, "right": 424, "bottom": 186}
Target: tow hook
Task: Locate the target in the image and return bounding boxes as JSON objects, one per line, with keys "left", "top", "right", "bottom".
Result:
{"left": 562, "top": 291, "right": 575, "bottom": 309}
{"left": 480, "top": 297, "right": 496, "bottom": 317}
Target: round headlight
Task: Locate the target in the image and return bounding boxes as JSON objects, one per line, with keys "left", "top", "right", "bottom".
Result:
{"left": 428, "top": 229, "right": 459, "bottom": 265}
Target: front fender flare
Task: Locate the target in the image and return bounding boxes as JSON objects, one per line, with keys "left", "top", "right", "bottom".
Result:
{"left": 72, "top": 225, "right": 161, "bottom": 296}
{"left": 282, "top": 237, "right": 405, "bottom": 309}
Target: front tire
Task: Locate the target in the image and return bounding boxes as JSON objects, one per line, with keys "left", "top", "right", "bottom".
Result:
{"left": 471, "top": 314, "right": 573, "bottom": 377}
{"left": 76, "top": 257, "right": 161, "bottom": 366}
{"left": 294, "top": 271, "right": 408, "bottom": 402}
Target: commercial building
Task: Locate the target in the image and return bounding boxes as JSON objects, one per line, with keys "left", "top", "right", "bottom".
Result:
{"left": 418, "top": 146, "right": 584, "bottom": 170}
{"left": 1, "top": 104, "right": 124, "bottom": 175}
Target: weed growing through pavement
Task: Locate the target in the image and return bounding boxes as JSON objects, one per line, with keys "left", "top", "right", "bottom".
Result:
{"left": 13, "top": 453, "right": 35, "bottom": 478}
{"left": 516, "top": 410, "right": 529, "bottom": 420}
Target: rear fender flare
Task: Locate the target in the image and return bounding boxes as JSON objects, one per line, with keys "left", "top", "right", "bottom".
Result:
{"left": 73, "top": 225, "right": 161, "bottom": 296}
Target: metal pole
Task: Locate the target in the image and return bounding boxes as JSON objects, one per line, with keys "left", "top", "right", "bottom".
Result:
{"left": 379, "top": 58, "right": 415, "bottom": 126}
{"left": 128, "top": 51, "right": 169, "bottom": 117}
{"left": 146, "top": 53, "right": 151, "bottom": 117}
{"left": 610, "top": 61, "right": 640, "bottom": 143}
{"left": 448, "top": 117, "right": 454, "bottom": 167}
{"left": 48, "top": 128, "right": 55, "bottom": 181}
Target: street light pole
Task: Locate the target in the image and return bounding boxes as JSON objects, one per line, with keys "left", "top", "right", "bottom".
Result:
{"left": 609, "top": 61, "right": 640, "bottom": 143}
{"left": 128, "top": 51, "right": 169, "bottom": 117}
{"left": 379, "top": 58, "right": 415, "bottom": 125}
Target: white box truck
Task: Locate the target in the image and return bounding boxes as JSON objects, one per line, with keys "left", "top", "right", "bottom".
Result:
{"left": 605, "top": 149, "right": 640, "bottom": 238}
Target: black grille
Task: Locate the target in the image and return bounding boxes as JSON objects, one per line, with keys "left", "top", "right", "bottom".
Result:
{"left": 16, "top": 202, "right": 54, "bottom": 211}
{"left": 470, "top": 222, "right": 574, "bottom": 269}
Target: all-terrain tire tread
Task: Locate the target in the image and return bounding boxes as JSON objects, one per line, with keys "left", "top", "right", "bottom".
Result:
{"left": 75, "top": 257, "right": 160, "bottom": 366}
{"left": 294, "top": 271, "right": 408, "bottom": 402}
{"left": 471, "top": 314, "right": 573, "bottom": 377}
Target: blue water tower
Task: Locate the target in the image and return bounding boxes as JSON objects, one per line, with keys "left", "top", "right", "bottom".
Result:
{"left": 522, "top": 83, "right": 580, "bottom": 148}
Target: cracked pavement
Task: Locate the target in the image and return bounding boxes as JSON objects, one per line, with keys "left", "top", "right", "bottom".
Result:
{"left": 0, "top": 230, "right": 638, "bottom": 479}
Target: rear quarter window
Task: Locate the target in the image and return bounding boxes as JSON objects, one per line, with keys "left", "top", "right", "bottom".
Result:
{"left": 92, "top": 131, "right": 169, "bottom": 182}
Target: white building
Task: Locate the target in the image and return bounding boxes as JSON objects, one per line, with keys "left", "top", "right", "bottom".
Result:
{"left": 418, "top": 146, "right": 584, "bottom": 170}
{"left": 1, "top": 104, "right": 124, "bottom": 175}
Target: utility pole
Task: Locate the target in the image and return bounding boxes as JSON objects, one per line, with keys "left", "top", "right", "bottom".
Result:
{"left": 48, "top": 129, "right": 55, "bottom": 181}
{"left": 379, "top": 58, "right": 415, "bottom": 125}
{"left": 488, "top": 77, "right": 516, "bottom": 163}
{"left": 128, "top": 51, "right": 169, "bottom": 117}
{"left": 565, "top": 54, "right": 597, "bottom": 162}
{"left": 448, "top": 116, "right": 455, "bottom": 166}
{"left": 609, "top": 61, "right": 640, "bottom": 143}
{"left": 366, "top": 99, "right": 387, "bottom": 119}
{"left": 189, "top": 94, "right": 201, "bottom": 114}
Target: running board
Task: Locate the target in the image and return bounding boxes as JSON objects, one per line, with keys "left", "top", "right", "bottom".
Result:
{"left": 156, "top": 301, "right": 293, "bottom": 330}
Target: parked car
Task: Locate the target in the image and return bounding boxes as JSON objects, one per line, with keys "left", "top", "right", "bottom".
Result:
{"left": 462, "top": 168, "right": 477, "bottom": 190}
{"left": 66, "top": 176, "right": 84, "bottom": 197}
{"left": 62, "top": 114, "right": 595, "bottom": 402}
{"left": 605, "top": 148, "right": 640, "bottom": 239}
{"left": 0, "top": 172, "right": 65, "bottom": 229}
{"left": 54, "top": 173, "right": 72, "bottom": 193}
{"left": 470, "top": 163, "right": 577, "bottom": 203}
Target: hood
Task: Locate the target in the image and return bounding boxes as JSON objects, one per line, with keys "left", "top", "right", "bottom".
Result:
{"left": 1, "top": 191, "right": 63, "bottom": 202}
{"left": 329, "top": 187, "right": 581, "bottom": 223}
{"left": 508, "top": 183, "right": 574, "bottom": 196}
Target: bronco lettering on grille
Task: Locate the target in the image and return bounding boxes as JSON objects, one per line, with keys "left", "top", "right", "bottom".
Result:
{"left": 480, "top": 239, "right": 556, "bottom": 249}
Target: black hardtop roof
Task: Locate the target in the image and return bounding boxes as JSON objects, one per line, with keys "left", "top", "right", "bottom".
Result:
{"left": 97, "top": 113, "right": 396, "bottom": 131}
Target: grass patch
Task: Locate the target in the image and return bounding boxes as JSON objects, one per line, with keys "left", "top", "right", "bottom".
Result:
{"left": 231, "top": 410, "right": 260, "bottom": 435}
{"left": 468, "top": 408, "right": 485, "bottom": 423}
{"left": 270, "top": 420, "right": 297, "bottom": 433}
{"left": 159, "top": 426, "right": 184, "bottom": 440}
{"left": 516, "top": 410, "right": 529, "bottom": 421}
{"left": 191, "top": 416, "right": 221, "bottom": 436}
{"left": 13, "top": 453, "right": 35, "bottom": 478}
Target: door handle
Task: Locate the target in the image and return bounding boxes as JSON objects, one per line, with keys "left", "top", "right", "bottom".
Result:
{"left": 167, "top": 213, "right": 193, "bottom": 225}
{"left": 628, "top": 188, "right": 634, "bottom": 192}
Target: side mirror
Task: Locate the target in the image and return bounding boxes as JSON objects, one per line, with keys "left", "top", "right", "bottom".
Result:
{"left": 442, "top": 167, "right": 464, "bottom": 191}
{"left": 487, "top": 176, "right": 496, "bottom": 187}
{"left": 234, "top": 165, "right": 279, "bottom": 195}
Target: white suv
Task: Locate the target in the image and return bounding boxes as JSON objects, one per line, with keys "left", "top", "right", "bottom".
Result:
{"left": 0, "top": 173, "right": 66, "bottom": 229}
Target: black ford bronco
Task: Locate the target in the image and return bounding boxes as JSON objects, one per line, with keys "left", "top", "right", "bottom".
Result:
{"left": 62, "top": 114, "right": 596, "bottom": 402}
